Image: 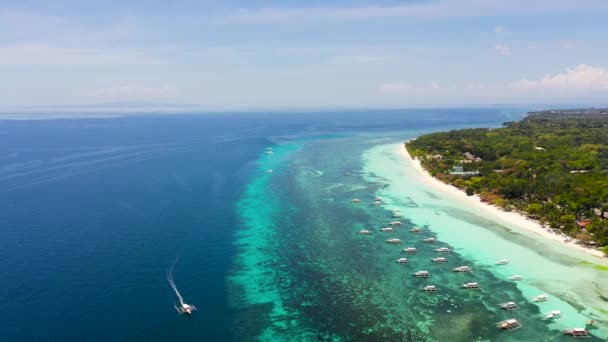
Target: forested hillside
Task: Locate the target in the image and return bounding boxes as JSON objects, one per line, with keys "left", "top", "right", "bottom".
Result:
{"left": 406, "top": 109, "right": 608, "bottom": 253}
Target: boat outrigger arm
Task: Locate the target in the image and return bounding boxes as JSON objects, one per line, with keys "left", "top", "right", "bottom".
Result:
{"left": 177, "top": 303, "right": 197, "bottom": 315}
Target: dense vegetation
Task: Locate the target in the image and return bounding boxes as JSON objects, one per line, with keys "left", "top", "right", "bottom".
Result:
{"left": 406, "top": 109, "right": 608, "bottom": 254}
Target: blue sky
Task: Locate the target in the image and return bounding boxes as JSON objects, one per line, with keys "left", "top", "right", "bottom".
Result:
{"left": 2, "top": 0, "right": 608, "bottom": 109}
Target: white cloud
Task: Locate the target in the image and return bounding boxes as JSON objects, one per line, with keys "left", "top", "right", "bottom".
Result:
{"left": 379, "top": 82, "right": 441, "bottom": 95}
{"left": 93, "top": 85, "right": 179, "bottom": 98}
{"left": 512, "top": 64, "right": 608, "bottom": 91}
{"left": 0, "top": 42, "right": 158, "bottom": 67}
{"left": 556, "top": 41, "right": 577, "bottom": 49}
{"left": 495, "top": 44, "right": 511, "bottom": 55}
{"left": 225, "top": 0, "right": 608, "bottom": 23}
{"left": 494, "top": 25, "right": 508, "bottom": 34}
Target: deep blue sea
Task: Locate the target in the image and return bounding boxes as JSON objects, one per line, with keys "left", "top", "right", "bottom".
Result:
{"left": 0, "top": 109, "right": 537, "bottom": 341}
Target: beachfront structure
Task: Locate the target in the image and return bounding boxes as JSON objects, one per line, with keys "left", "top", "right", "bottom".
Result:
{"left": 381, "top": 227, "right": 394, "bottom": 233}
{"left": 424, "top": 285, "right": 437, "bottom": 293}
{"left": 499, "top": 302, "right": 519, "bottom": 311}
{"left": 358, "top": 230, "right": 371, "bottom": 235}
{"left": 434, "top": 247, "right": 449, "bottom": 253}
{"left": 496, "top": 319, "right": 522, "bottom": 331}
{"left": 452, "top": 266, "right": 472, "bottom": 273}
{"left": 533, "top": 294, "right": 548, "bottom": 302}
{"left": 410, "top": 227, "right": 422, "bottom": 233}
{"left": 386, "top": 238, "right": 401, "bottom": 244}
{"left": 509, "top": 275, "right": 523, "bottom": 281}
{"left": 423, "top": 238, "right": 436, "bottom": 243}
{"left": 389, "top": 221, "right": 402, "bottom": 226}
{"left": 396, "top": 258, "right": 408, "bottom": 264}
{"left": 414, "top": 271, "right": 430, "bottom": 278}
{"left": 462, "top": 282, "right": 481, "bottom": 289}
{"left": 496, "top": 259, "right": 509, "bottom": 265}
{"left": 545, "top": 310, "right": 562, "bottom": 320}
{"left": 432, "top": 257, "right": 447, "bottom": 263}
{"left": 403, "top": 247, "right": 418, "bottom": 254}
{"left": 563, "top": 328, "right": 590, "bottom": 338}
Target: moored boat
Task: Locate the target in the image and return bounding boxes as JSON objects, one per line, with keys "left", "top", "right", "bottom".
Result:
{"left": 396, "top": 258, "right": 408, "bottom": 264}
{"left": 563, "top": 328, "right": 590, "bottom": 338}
{"left": 496, "top": 318, "right": 522, "bottom": 331}
{"left": 452, "top": 266, "right": 472, "bottom": 273}
{"left": 462, "top": 282, "right": 481, "bottom": 289}
{"left": 414, "top": 270, "right": 430, "bottom": 278}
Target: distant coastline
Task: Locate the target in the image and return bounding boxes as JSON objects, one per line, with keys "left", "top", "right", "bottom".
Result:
{"left": 399, "top": 142, "right": 606, "bottom": 259}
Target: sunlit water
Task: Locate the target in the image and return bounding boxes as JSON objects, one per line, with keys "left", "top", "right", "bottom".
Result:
{"left": 3, "top": 109, "right": 605, "bottom": 341}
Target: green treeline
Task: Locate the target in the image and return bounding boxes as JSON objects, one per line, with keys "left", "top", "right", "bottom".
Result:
{"left": 406, "top": 109, "right": 608, "bottom": 254}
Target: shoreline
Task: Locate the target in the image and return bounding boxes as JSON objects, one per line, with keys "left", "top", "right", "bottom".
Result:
{"left": 398, "top": 142, "right": 606, "bottom": 260}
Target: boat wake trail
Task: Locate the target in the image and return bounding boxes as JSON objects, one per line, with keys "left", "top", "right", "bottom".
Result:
{"left": 167, "top": 260, "right": 185, "bottom": 307}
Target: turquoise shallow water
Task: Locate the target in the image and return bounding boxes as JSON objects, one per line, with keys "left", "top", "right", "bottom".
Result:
{"left": 230, "top": 134, "right": 607, "bottom": 341}
{"left": 6, "top": 108, "right": 604, "bottom": 340}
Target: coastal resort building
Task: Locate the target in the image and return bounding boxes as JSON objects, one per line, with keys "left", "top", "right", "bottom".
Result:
{"left": 431, "top": 154, "right": 443, "bottom": 161}
{"left": 450, "top": 165, "right": 481, "bottom": 177}
{"left": 592, "top": 208, "right": 608, "bottom": 219}
{"left": 576, "top": 220, "right": 591, "bottom": 230}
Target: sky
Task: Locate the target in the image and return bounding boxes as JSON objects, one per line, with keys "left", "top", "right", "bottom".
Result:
{"left": 1, "top": 0, "right": 608, "bottom": 109}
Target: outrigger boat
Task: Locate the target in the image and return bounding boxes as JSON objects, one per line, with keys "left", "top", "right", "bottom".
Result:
{"left": 403, "top": 247, "right": 418, "bottom": 254}
{"left": 452, "top": 266, "right": 472, "bottom": 273}
{"left": 177, "top": 303, "right": 197, "bottom": 315}
{"left": 410, "top": 227, "right": 422, "bottom": 233}
{"left": 392, "top": 213, "right": 403, "bottom": 218}
{"left": 545, "top": 310, "right": 562, "bottom": 320}
{"left": 423, "top": 238, "right": 436, "bottom": 243}
{"left": 563, "top": 328, "right": 591, "bottom": 338}
{"left": 358, "top": 229, "right": 371, "bottom": 235}
{"left": 414, "top": 270, "right": 430, "bottom": 278}
{"left": 423, "top": 285, "right": 437, "bottom": 293}
{"left": 434, "top": 247, "right": 450, "bottom": 253}
{"left": 396, "top": 258, "right": 409, "bottom": 264}
{"left": 496, "top": 318, "right": 522, "bottom": 331}
{"left": 533, "top": 294, "right": 548, "bottom": 302}
{"left": 381, "top": 227, "right": 395, "bottom": 233}
{"left": 386, "top": 238, "right": 401, "bottom": 244}
{"left": 389, "top": 221, "right": 403, "bottom": 226}
{"left": 496, "top": 259, "right": 509, "bottom": 265}
{"left": 432, "top": 257, "right": 447, "bottom": 263}
{"left": 462, "top": 282, "right": 481, "bottom": 290}
{"left": 509, "top": 275, "right": 523, "bottom": 281}
{"left": 498, "top": 302, "right": 519, "bottom": 311}
{"left": 351, "top": 199, "right": 361, "bottom": 203}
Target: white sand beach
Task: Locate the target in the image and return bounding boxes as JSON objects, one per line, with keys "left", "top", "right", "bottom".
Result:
{"left": 399, "top": 142, "right": 606, "bottom": 259}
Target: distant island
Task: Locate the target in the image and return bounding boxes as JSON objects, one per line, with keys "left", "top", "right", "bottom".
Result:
{"left": 406, "top": 108, "right": 608, "bottom": 255}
